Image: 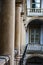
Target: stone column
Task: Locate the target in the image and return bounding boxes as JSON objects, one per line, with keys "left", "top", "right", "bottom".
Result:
{"left": 20, "top": 15, "right": 26, "bottom": 54}
{"left": 0, "top": 0, "right": 15, "bottom": 65}
{"left": 15, "top": 4, "right": 21, "bottom": 55}
{"left": 20, "top": 16, "right": 23, "bottom": 54}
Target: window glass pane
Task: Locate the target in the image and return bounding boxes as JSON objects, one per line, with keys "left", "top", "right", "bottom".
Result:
{"left": 29, "top": 28, "right": 40, "bottom": 44}
{"left": 32, "top": 0, "right": 40, "bottom": 3}
{"left": 35, "top": 0, "right": 40, "bottom": 3}
{"left": 32, "top": 4, "right": 40, "bottom": 8}
{"left": 32, "top": 0, "right": 40, "bottom": 8}
{"left": 27, "top": 0, "right": 29, "bottom": 8}
{"left": 27, "top": 0, "right": 30, "bottom": 8}
{"left": 31, "top": 38, "right": 34, "bottom": 43}
{"left": 32, "top": 3, "right": 35, "bottom": 8}
{"left": 35, "top": 4, "right": 40, "bottom": 8}
{"left": 31, "top": 35, "right": 34, "bottom": 43}
{"left": 31, "top": 29, "right": 34, "bottom": 33}
{"left": 35, "top": 29, "right": 40, "bottom": 43}
{"left": 32, "top": 0, "right": 35, "bottom": 3}
{"left": 31, "top": 29, "right": 34, "bottom": 43}
{"left": 36, "top": 28, "right": 40, "bottom": 33}
{"left": 35, "top": 37, "right": 40, "bottom": 43}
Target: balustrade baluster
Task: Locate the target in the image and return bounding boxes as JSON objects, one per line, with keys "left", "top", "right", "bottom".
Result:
{"left": 27, "top": 8, "right": 43, "bottom": 16}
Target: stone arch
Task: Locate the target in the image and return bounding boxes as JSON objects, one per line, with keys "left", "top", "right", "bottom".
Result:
{"left": 26, "top": 19, "right": 43, "bottom": 44}
{"left": 27, "top": 19, "right": 43, "bottom": 28}
{"left": 26, "top": 55, "right": 43, "bottom": 65}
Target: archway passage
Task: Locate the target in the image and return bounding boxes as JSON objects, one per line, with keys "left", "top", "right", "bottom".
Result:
{"left": 27, "top": 19, "right": 43, "bottom": 44}
{"left": 26, "top": 56, "right": 43, "bottom": 65}
{"left": 27, "top": 19, "right": 43, "bottom": 27}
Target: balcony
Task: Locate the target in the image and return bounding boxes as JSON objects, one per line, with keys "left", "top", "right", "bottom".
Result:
{"left": 26, "top": 44, "right": 43, "bottom": 54}
{"left": 27, "top": 8, "right": 43, "bottom": 16}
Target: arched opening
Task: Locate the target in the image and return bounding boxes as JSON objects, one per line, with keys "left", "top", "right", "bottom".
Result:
{"left": 26, "top": 19, "right": 43, "bottom": 44}
{"left": 26, "top": 19, "right": 43, "bottom": 53}
{"left": 27, "top": 19, "right": 43, "bottom": 28}
{"left": 26, "top": 56, "right": 43, "bottom": 65}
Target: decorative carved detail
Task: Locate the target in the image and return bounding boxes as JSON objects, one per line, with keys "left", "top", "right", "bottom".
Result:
{"left": 16, "top": 0, "right": 23, "bottom": 4}
{"left": 21, "top": 12, "right": 24, "bottom": 15}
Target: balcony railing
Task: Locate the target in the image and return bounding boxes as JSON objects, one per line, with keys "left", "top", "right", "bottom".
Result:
{"left": 27, "top": 8, "right": 43, "bottom": 16}
{"left": 26, "top": 44, "right": 43, "bottom": 54}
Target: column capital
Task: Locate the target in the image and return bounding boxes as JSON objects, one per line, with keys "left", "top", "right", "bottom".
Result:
{"left": 16, "top": 0, "right": 23, "bottom": 4}
{"left": 16, "top": 3, "right": 22, "bottom": 7}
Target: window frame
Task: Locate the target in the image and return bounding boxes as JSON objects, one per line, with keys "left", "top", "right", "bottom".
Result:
{"left": 26, "top": 0, "right": 41, "bottom": 16}
{"left": 29, "top": 27, "right": 40, "bottom": 44}
{"left": 31, "top": 0, "right": 41, "bottom": 8}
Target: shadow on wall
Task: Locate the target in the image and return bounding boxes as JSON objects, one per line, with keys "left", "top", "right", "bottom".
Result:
{"left": 26, "top": 56, "right": 43, "bottom": 65}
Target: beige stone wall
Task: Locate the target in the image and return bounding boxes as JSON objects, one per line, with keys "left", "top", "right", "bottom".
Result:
{"left": 15, "top": 0, "right": 43, "bottom": 55}
{"left": 22, "top": 0, "right": 43, "bottom": 27}
{"left": 26, "top": 54, "right": 43, "bottom": 59}
{"left": 20, "top": 17, "right": 26, "bottom": 54}
{"left": 25, "top": 17, "right": 43, "bottom": 27}
{"left": 14, "top": 0, "right": 43, "bottom": 61}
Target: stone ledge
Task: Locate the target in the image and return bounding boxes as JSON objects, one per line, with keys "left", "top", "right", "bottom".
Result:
{"left": 0, "top": 59, "right": 5, "bottom": 65}
{"left": 0, "top": 55, "right": 10, "bottom": 65}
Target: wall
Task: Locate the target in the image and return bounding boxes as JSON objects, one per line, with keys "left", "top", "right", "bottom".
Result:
{"left": 40, "top": 25, "right": 43, "bottom": 44}
{"left": 26, "top": 18, "right": 43, "bottom": 45}
{"left": 27, "top": 0, "right": 43, "bottom": 9}
{"left": 27, "top": 0, "right": 30, "bottom": 8}
{"left": 26, "top": 28, "right": 29, "bottom": 44}
{"left": 41, "top": 0, "right": 43, "bottom": 8}
{"left": 20, "top": 21, "right": 26, "bottom": 53}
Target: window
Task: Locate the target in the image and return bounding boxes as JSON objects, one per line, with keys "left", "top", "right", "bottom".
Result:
{"left": 26, "top": 0, "right": 41, "bottom": 16}
{"left": 29, "top": 28, "right": 40, "bottom": 44}
{"left": 32, "top": 0, "right": 40, "bottom": 8}
{"left": 27, "top": 0, "right": 40, "bottom": 8}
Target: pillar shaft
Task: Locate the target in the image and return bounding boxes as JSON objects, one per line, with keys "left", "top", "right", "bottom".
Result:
{"left": 0, "top": 0, "right": 15, "bottom": 65}
{"left": 20, "top": 16, "right": 26, "bottom": 54}
{"left": 20, "top": 16, "right": 23, "bottom": 54}
{"left": 15, "top": 4, "right": 21, "bottom": 55}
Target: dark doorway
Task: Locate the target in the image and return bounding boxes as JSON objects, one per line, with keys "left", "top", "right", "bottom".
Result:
{"left": 26, "top": 56, "right": 43, "bottom": 65}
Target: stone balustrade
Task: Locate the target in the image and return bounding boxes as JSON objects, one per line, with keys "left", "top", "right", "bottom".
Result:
{"left": 27, "top": 8, "right": 43, "bottom": 16}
